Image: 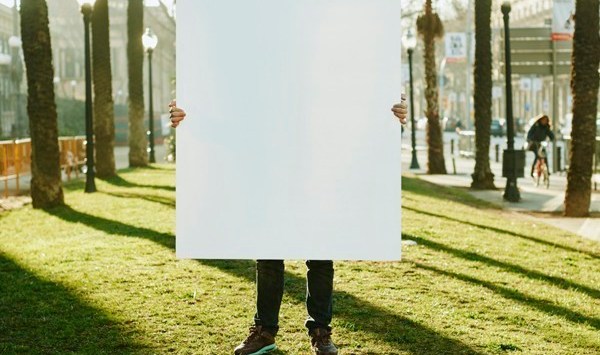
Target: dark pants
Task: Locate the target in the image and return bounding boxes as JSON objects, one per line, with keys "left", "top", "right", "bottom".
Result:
{"left": 253, "top": 260, "right": 334, "bottom": 334}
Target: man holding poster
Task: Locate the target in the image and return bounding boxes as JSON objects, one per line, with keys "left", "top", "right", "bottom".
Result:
{"left": 174, "top": 0, "right": 406, "bottom": 353}
{"left": 169, "top": 102, "right": 407, "bottom": 355}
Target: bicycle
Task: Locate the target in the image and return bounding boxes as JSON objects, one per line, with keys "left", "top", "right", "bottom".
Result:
{"left": 533, "top": 141, "right": 550, "bottom": 188}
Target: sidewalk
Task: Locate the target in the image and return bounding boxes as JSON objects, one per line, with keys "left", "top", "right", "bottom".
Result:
{"left": 402, "top": 133, "right": 600, "bottom": 242}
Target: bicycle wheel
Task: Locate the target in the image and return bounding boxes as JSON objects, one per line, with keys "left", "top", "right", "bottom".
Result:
{"left": 543, "top": 164, "right": 550, "bottom": 188}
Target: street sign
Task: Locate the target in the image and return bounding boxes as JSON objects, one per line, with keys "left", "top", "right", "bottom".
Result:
{"left": 500, "top": 26, "right": 572, "bottom": 173}
{"left": 500, "top": 27, "right": 572, "bottom": 76}
{"left": 552, "top": 0, "right": 575, "bottom": 41}
{"left": 445, "top": 32, "right": 467, "bottom": 63}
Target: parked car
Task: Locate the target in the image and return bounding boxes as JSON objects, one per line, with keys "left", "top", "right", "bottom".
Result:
{"left": 491, "top": 118, "right": 506, "bottom": 137}
{"left": 442, "top": 116, "right": 461, "bottom": 132}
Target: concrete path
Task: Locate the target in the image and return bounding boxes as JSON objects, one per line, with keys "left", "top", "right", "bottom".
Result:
{"left": 402, "top": 131, "right": 600, "bottom": 242}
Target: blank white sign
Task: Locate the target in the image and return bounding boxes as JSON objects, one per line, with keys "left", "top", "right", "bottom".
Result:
{"left": 176, "top": 0, "right": 402, "bottom": 260}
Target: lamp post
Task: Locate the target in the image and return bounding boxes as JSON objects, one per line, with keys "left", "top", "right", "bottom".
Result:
{"left": 404, "top": 29, "right": 420, "bottom": 170}
{"left": 78, "top": 0, "right": 96, "bottom": 193}
{"left": 142, "top": 28, "right": 158, "bottom": 163}
{"left": 501, "top": 2, "right": 520, "bottom": 202}
{"left": 9, "top": 36, "right": 23, "bottom": 138}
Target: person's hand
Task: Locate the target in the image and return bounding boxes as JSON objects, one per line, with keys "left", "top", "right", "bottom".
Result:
{"left": 392, "top": 94, "right": 408, "bottom": 125}
{"left": 169, "top": 99, "right": 187, "bottom": 128}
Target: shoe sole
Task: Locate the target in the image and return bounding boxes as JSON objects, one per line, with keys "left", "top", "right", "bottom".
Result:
{"left": 248, "top": 344, "right": 277, "bottom": 355}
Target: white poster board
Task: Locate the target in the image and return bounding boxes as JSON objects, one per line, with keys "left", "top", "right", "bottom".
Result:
{"left": 176, "top": 0, "right": 403, "bottom": 260}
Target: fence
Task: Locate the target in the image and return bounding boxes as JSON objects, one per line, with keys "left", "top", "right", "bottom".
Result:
{"left": 0, "top": 136, "right": 86, "bottom": 198}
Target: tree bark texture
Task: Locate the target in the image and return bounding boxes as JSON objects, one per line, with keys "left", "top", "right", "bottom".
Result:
{"left": 127, "top": 0, "right": 147, "bottom": 167}
{"left": 471, "top": 0, "right": 495, "bottom": 189}
{"left": 92, "top": 0, "right": 116, "bottom": 178}
{"left": 564, "top": 0, "right": 600, "bottom": 216}
{"left": 417, "top": 0, "right": 447, "bottom": 174}
{"left": 20, "top": 0, "right": 64, "bottom": 208}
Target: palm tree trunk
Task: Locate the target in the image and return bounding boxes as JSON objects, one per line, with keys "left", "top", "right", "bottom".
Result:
{"left": 418, "top": 0, "right": 447, "bottom": 174}
{"left": 564, "top": 0, "right": 600, "bottom": 216}
{"left": 471, "top": 0, "right": 495, "bottom": 189}
{"left": 20, "top": 0, "right": 64, "bottom": 208}
{"left": 127, "top": 0, "right": 147, "bottom": 167}
{"left": 92, "top": 0, "right": 116, "bottom": 178}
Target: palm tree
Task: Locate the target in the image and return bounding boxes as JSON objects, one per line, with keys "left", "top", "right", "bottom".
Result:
{"left": 127, "top": 0, "right": 147, "bottom": 167}
{"left": 92, "top": 0, "right": 116, "bottom": 178}
{"left": 20, "top": 0, "right": 63, "bottom": 208}
{"left": 564, "top": 0, "right": 600, "bottom": 216}
{"left": 417, "top": 0, "right": 447, "bottom": 174}
{"left": 470, "top": 0, "right": 495, "bottom": 189}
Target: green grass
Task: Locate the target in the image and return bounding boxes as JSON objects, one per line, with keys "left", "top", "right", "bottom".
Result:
{"left": 0, "top": 165, "right": 599, "bottom": 354}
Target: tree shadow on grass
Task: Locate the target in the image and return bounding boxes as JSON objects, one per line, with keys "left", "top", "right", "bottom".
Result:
{"left": 101, "top": 191, "right": 176, "bottom": 209}
{"left": 0, "top": 252, "right": 146, "bottom": 354}
{"left": 198, "top": 260, "right": 483, "bottom": 355}
{"left": 41, "top": 204, "right": 483, "bottom": 354}
{"left": 100, "top": 175, "right": 175, "bottom": 192}
{"left": 402, "top": 175, "right": 499, "bottom": 210}
{"left": 414, "top": 262, "right": 600, "bottom": 330}
{"left": 402, "top": 232, "right": 600, "bottom": 300}
{"left": 403, "top": 205, "right": 600, "bottom": 260}
{"left": 143, "top": 165, "right": 175, "bottom": 171}
{"left": 44, "top": 205, "right": 175, "bottom": 250}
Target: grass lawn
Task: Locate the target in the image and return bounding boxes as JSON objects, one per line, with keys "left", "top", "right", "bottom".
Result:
{"left": 1, "top": 165, "right": 599, "bottom": 354}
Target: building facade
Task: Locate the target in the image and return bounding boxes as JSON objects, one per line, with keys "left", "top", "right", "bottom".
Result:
{"left": 0, "top": 1, "right": 24, "bottom": 138}
{"left": 48, "top": 0, "right": 176, "bottom": 144}
{"left": 0, "top": 0, "right": 176, "bottom": 142}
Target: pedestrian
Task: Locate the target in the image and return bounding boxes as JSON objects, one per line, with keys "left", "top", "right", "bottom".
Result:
{"left": 168, "top": 98, "right": 408, "bottom": 355}
{"left": 526, "top": 114, "right": 555, "bottom": 177}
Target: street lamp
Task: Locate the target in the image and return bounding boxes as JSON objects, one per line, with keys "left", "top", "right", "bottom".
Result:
{"left": 501, "top": 1, "right": 523, "bottom": 202}
{"left": 404, "top": 29, "right": 420, "bottom": 170}
{"left": 78, "top": 0, "right": 96, "bottom": 193}
{"left": 9, "top": 35, "right": 23, "bottom": 138}
{"left": 142, "top": 28, "right": 158, "bottom": 163}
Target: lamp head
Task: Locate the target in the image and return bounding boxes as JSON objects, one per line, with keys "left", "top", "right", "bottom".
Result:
{"left": 403, "top": 29, "right": 417, "bottom": 52}
{"left": 77, "top": 0, "right": 95, "bottom": 15}
{"left": 142, "top": 28, "right": 159, "bottom": 52}
{"left": 501, "top": 1, "right": 511, "bottom": 15}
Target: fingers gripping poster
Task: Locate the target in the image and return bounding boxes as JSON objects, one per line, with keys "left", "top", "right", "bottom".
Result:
{"left": 176, "top": 0, "right": 403, "bottom": 260}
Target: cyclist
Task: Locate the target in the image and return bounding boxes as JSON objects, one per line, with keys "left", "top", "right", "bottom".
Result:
{"left": 526, "top": 114, "right": 555, "bottom": 177}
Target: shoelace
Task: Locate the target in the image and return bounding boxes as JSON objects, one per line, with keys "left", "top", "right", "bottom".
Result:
{"left": 243, "top": 326, "right": 261, "bottom": 344}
